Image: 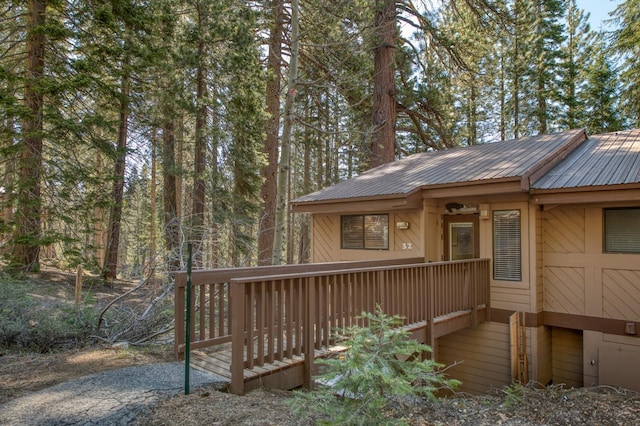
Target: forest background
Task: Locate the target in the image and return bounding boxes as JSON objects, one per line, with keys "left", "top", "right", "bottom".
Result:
{"left": 2, "top": 0, "right": 639, "bottom": 281}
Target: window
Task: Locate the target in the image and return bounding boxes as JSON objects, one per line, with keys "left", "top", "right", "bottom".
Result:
{"left": 493, "top": 210, "right": 521, "bottom": 281}
{"left": 604, "top": 208, "right": 640, "bottom": 253}
{"left": 341, "top": 214, "right": 389, "bottom": 250}
{"left": 449, "top": 222, "right": 474, "bottom": 260}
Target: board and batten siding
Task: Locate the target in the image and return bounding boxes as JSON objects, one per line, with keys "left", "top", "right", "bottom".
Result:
{"left": 542, "top": 205, "right": 640, "bottom": 391}
{"left": 311, "top": 211, "right": 423, "bottom": 263}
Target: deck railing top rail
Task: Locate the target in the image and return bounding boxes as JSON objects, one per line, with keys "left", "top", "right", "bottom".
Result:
{"left": 226, "top": 258, "right": 490, "bottom": 285}
{"left": 173, "top": 257, "right": 424, "bottom": 287}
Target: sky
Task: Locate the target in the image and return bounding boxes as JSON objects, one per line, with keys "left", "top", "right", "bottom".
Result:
{"left": 576, "top": 0, "right": 620, "bottom": 30}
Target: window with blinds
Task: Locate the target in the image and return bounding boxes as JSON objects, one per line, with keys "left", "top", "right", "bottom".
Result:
{"left": 493, "top": 210, "right": 521, "bottom": 281}
{"left": 341, "top": 214, "right": 389, "bottom": 250}
{"left": 604, "top": 208, "right": 640, "bottom": 253}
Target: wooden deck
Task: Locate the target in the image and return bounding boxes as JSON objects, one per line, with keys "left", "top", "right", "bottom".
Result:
{"left": 190, "top": 344, "right": 347, "bottom": 392}
{"left": 174, "top": 258, "right": 491, "bottom": 394}
{"left": 188, "top": 306, "right": 487, "bottom": 393}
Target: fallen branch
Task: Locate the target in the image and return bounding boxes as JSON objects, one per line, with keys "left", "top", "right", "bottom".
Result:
{"left": 96, "top": 276, "right": 149, "bottom": 333}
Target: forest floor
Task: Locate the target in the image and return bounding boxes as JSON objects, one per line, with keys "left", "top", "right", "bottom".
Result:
{"left": 1, "top": 268, "right": 640, "bottom": 425}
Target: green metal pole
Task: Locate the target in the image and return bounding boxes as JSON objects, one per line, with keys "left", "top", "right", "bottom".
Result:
{"left": 185, "top": 243, "right": 192, "bottom": 395}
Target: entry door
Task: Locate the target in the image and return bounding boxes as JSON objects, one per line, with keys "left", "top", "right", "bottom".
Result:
{"left": 444, "top": 214, "right": 480, "bottom": 261}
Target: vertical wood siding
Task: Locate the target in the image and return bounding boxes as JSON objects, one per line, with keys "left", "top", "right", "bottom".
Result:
{"left": 437, "top": 322, "right": 511, "bottom": 394}
{"left": 551, "top": 328, "right": 583, "bottom": 388}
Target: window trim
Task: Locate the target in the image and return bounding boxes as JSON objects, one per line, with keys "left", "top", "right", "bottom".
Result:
{"left": 603, "top": 207, "right": 640, "bottom": 254}
{"left": 340, "top": 214, "right": 389, "bottom": 250}
{"left": 492, "top": 209, "right": 522, "bottom": 282}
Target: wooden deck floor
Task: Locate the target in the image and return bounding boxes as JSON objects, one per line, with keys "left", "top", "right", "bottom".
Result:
{"left": 190, "top": 344, "right": 348, "bottom": 388}
{"left": 188, "top": 308, "right": 484, "bottom": 392}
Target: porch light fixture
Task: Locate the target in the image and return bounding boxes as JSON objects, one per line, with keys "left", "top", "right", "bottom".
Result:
{"left": 480, "top": 204, "right": 490, "bottom": 220}
{"left": 396, "top": 221, "right": 410, "bottom": 230}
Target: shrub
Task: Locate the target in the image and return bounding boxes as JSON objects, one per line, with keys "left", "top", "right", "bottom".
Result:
{"left": 290, "top": 306, "right": 460, "bottom": 425}
{"left": 0, "top": 276, "right": 98, "bottom": 352}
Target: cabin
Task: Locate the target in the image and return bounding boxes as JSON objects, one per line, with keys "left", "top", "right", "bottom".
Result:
{"left": 175, "top": 128, "right": 640, "bottom": 395}
{"left": 289, "top": 128, "right": 640, "bottom": 394}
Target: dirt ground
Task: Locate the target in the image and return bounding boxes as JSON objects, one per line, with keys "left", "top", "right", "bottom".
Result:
{"left": 136, "top": 382, "right": 640, "bottom": 425}
{"left": 2, "top": 345, "right": 640, "bottom": 425}
{"left": 2, "top": 268, "right": 640, "bottom": 425}
{"left": 0, "top": 345, "right": 173, "bottom": 404}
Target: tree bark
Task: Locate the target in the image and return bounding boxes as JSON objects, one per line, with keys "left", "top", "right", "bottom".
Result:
{"left": 258, "top": 0, "right": 284, "bottom": 266}
{"left": 370, "top": 0, "right": 397, "bottom": 169}
{"left": 191, "top": 1, "right": 208, "bottom": 268}
{"left": 13, "top": 0, "right": 46, "bottom": 271}
{"left": 102, "top": 68, "right": 129, "bottom": 279}
{"left": 162, "top": 105, "right": 180, "bottom": 271}
{"left": 272, "top": 0, "right": 299, "bottom": 265}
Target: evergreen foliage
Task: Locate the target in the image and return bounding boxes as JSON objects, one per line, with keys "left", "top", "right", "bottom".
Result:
{"left": 290, "top": 307, "right": 460, "bottom": 425}
{"left": 0, "top": 0, "right": 632, "bottom": 274}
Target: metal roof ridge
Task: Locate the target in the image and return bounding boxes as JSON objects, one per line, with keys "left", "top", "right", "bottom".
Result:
{"left": 523, "top": 128, "right": 589, "bottom": 190}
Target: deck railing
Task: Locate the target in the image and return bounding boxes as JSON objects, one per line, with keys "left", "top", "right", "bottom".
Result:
{"left": 174, "top": 258, "right": 490, "bottom": 395}
{"left": 174, "top": 258, "right": 423, "bottom": 357}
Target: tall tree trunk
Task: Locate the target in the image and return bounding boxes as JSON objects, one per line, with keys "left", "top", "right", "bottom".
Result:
{"left": 370, "top": 0, "right": 396, "bottom": 169}
{"left": 150, "top": 129, "right": 157, "bottom": 260}
{"left": 534, "top": 1, "right": 547, "bottom": 134}
{"left": 102, "top": 68, "right": 130, "bottom": 279}
{"left": 13, "top": 0, "right": 46, "bottom": 271}
{"left": 93, "top": 151, "right": 105, "bottom": 267}
{"left": 162, "top": 106, "right": 180, "bottom": 271}
{"left": 257, "top": 0, "right": 284, "bottom": 266}
{"left": 149, "top": 127, "right": 158, "bottom": 282}
{"left": 298, "top": 128, "right": 311, "bottom": 264}
{"left": 499, "top": 40, "right": 507, "bottom": 141}
{"left": 272, "top": 0, "right": 299, "bottom": 265}
{"left": 191, "top": 2, "right": 208, "bottom": 268}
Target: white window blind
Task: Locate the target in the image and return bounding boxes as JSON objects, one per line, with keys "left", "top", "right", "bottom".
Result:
{"left": 604, "top": 208, "right": 640, "bottom": 253}
{"left": 493, "top": 210, "right": 521, "bottom": 281}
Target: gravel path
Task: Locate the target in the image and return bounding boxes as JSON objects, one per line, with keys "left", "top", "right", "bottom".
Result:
{"left": 0, "top": 362, "right": 227, "bottom": 425}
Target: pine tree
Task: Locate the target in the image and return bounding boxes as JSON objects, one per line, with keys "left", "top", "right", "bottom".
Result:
{"left": 580, "top": 33, "right": 622, "bottom": 134}
{"left": 529, "top": 0, "right": 566, "bottom": 134}
{"left": 559, "top": 0, "right": 592, "bottom": 129}
{"left": 226, "top": 4, "right": 266, "bottom": 266}
{"left": 257, "top": 0, "right": 284, "bottom": 266}
{"left": 611, "top": 0, "right": 640, "bottom": 126}
{"left": 12, "top": 0, "right": 46, "bottom": 271}
{"left": 370, "top": 0, "right": 397, "bottom": 167}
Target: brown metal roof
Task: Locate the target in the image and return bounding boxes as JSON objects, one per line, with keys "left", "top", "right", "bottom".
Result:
{"left": 532, "top": 129, "right": 640, "bottom": 190}
{"left": 292, "top": 129, "right": 587, "bottom": 204}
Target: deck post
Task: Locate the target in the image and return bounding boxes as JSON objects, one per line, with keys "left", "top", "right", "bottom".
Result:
{"left": 230, "top": 281, "right": 245, "bottom": 395}
{"left": 303, "top": 276, "right": 316, "bottom": 390}
{"left": 467, "top": 264, "right": 477, "bottom": 327}
{"left": 426, "top": 267, "right": 435, "bottom": 358}
{"left": 484, "top": 260, "right": 491, "bottom": 321}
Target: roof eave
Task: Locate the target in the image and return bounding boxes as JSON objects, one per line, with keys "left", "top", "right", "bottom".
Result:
{"left": 531, "top": 183, "right": 640, "bottom": 205}
{"left": 291, "top": 190, "right": 423, "bottom": 214}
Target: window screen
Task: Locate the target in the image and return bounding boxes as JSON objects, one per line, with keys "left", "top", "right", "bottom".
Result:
{"left": 493, "top": 210, "right": 521, "bottom": 281}
{"left": 604, "top": 208, "right": 640, "bottom": 253}
{"left": 341, "top": 214, "right": 389, "bottom": 250}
